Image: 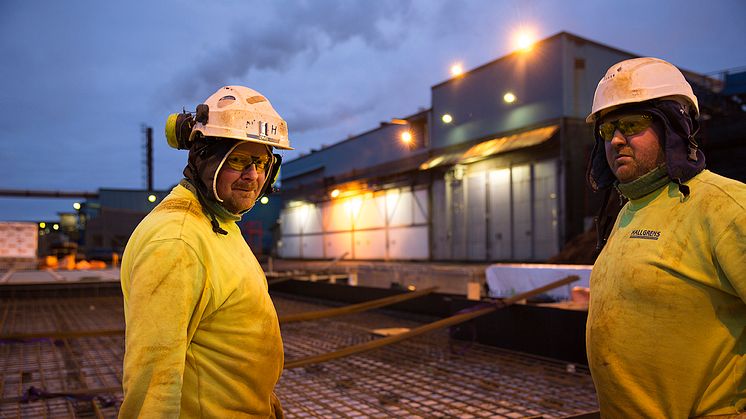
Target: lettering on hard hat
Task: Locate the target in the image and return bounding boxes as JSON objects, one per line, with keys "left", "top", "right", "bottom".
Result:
{"left": 257, "top": 121, "right": 280, "bottom": 143}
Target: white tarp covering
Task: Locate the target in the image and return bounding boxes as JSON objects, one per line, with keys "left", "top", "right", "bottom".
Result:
{"left": 485, "top": 263, "right": 592, "bottom": 300}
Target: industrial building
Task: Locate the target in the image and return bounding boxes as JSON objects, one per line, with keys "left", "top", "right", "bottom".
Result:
{"left": 277, "top": 31, "right": 746, "bottom": 262}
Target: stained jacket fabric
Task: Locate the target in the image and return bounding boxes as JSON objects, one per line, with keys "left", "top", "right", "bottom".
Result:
{"left": 119, "top": 184, "right": 283, "bottom": 418}
{"left": 587, "top": 170, "right": 746, "bottom": 418}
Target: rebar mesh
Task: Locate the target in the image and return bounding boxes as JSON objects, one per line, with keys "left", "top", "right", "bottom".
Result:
{"left": 0, "top": 286, "right": 597, "bottom": 418}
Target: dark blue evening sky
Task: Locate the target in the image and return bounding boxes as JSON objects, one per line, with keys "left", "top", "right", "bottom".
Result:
{"left": 1, "top": 0, "right": 745, "bottom": 220}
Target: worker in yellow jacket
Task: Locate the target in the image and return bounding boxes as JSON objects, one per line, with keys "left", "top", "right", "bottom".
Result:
{"left": 120, "top": 86, "right": 292, "bottom": 418}
{"left": 585, "top": 57, "right": 746, "bottom": 417}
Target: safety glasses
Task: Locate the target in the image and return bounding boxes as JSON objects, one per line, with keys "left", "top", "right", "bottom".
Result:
{"left": 597, "top": 114, "right": 654, "bottom": 141}
{"left": 224, "top": 151, "right": 271, "bottom": 173}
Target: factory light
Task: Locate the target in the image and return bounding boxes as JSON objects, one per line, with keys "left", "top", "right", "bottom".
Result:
{"left": 260, "top": 196, "right": 269, "bottom": 205}
{"left": 52, "top": 224, "right": 59, "bottom": 231}
{"left": 72, "top": 202, "right": 81, "bottom": 210}
{"left": 513, "top": 27, "right": 537, "bottom": 52}
{"left": 503, "top": 92, "right": 517, "bottom": 103}
{"left": 400, "top": 131, "right": 413, "bottom": 145}
{"left": 450, "top": 63, "right": 464, "bottom": 77}
{"left": 330, "top": 189, "right": 340, "bottom": 198}
{"left": 39, "top": 222, "right": 46, "bottom": 229}
{"left": 147, "top": 194, "right": 157, "bottom": 203}
{"left": 441, "top": 113, "right": 453, "bottom": 124}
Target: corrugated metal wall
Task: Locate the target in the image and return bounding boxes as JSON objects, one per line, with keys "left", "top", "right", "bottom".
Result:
{"left": 431, "top": 158, "right": 559, "bottom": 262}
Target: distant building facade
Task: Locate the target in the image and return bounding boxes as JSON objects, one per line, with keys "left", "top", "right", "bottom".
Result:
{"left": 277, "top": 32, "right": 746, "bottom": 262}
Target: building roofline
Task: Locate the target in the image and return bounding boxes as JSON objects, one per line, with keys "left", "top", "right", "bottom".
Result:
{"left": 286, "top": 109, "right": 431, "bottom": 165}
{"left": 431, "top": 31, "right": 642, "bottom": 90}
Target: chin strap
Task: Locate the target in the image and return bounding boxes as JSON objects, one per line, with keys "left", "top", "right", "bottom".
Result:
{"left": 209, "top": 214, "right": 229, "bottom": 235}
{"left": 672, "top": 178, "right": 690, "bottom": 199}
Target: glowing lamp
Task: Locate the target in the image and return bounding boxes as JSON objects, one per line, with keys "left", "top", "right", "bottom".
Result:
{"left": 450, "top": 63, "right": 464, "bottom": 77}
{"left": 503, "top": 92, "right": 516, "bottom": 103}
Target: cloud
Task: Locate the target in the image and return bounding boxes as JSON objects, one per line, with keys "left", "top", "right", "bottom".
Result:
{"left": 287, "top": 96, "right": 378, "bottom": 134}
{"left": 160, "top": 0, "right": 415, "bottom": 105}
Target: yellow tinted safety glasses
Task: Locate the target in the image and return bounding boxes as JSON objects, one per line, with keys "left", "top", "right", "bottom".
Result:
{"left": 224, "top": 151, "right": 271, "bottom": 173}
{"left": 598, "top": 114, "right": 654, "bottom": 142}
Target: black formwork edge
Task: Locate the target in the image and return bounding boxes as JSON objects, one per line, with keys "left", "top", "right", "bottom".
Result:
{"left": 270, "top": 279, "right": 589, "bottom": 365}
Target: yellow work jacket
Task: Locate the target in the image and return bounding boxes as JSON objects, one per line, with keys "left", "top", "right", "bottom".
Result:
{"left": 587, "top": 170, "right": 746, "bottom": 418}
{"left": 120, "top": 184, "right": 283, "bottom": 418}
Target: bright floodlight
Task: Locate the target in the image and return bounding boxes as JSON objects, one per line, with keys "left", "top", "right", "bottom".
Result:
{"left": 148, "top": 194, "right": 157, "bottom": 203}
{"left": 450, "top": 63, "right": 464, "bottom": 77}
{"left": 260, "top": 196, "right": 269, "bottom": 205}
{"left": 503, "top": 92, "right": 517, "bottom": 103}
{"left": 330, "top": 189, "right": 340, "bottom": 198}
{"left": 513, "top": 28, "right": 537, "bottom": 52}
{"left": 39, "top": 222, "right": 46, "bottom": 228}
{"left": 53, "top": 224, "right": 59, "bottom": 230}
{"left": 442, "top": 114, "right": 453, "bottom": 124}
{"left": 73, "top": 202, "right": 81, "bottom": 210}
{"left": 401, "top": 131, "right": 413, "bottom": 144}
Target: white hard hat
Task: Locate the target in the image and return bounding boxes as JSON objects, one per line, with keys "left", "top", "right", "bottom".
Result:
{"left": 191, "top": 85, "right": 293, "bottom": 150}
{"left": 586, "top": 57, "right": 699, "bottom": 123}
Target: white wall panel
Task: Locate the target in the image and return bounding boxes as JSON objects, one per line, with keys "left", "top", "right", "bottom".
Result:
{"left": 304, "top": 205, "right": 323, "bottom": 234}
{"left": 280, "top": 207, "right": 301, "bottom": 235}
{"left": 533, "top": 159, "right": 559, "bottom": 259}
{"left": 512, "top": 164, "right": 532, "bottom": 260}
{"left": 413, "top": 189, "right": 428, "bottom": 224}
{"left": 301, "top": 234, "right": 324, "bottom": 259}
{"left": 353, "top": 230, "right": 387, "bottom": 259}
{"left": 354, "top": 193, "right": 386, "bottom": 230}
{"left": 431, "top": 179, "right": 449, "bottom": 260}
{"left": 451, "top": 179, "right": 466, "bottom": 260}
{"left": 324, "top": 232, "right": 352, "bottom": 260}
{"left": 488, "top": 169, "right": 512, "bottom": 260}
{"left": 278, "top": 235, "right": 300, "bottom": 258}
{"left": 387, "top": 189, "right": 413, "bottom": 227}
{"left": 323, "top": 199, "right": 353, "bottom": 232}
{"left": 466, "top": 172, "right": 486, "bottom": 260}
{"left": 388, "top": 226, "right": 429, "bottom": 260}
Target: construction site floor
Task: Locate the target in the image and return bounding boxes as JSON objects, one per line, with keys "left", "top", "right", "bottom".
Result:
{"left": 0, "top": 281, "right": 598, "bottom": 418}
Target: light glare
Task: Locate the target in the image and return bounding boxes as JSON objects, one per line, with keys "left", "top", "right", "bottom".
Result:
{"left": 330, "top": 189, "right": 340, "bottom": 198}
{"left": 260, "top": 196, "right": 269, "bottom": 204}
{"left": 73, "top": 202, "right": 81, "bottom": 210}
{"left": 53, "top": 224, "right": 59, "bottom": 230}
{"left": 503, "top": 92, "right": 516, "bottom": 103}
{"left": 148, "top": 194, "right": 157, "bottom": 203}
{"left": 400, "top": 131, "right": 413, "bottom": 144}
{"left": 450, "top": 63, "right": 464, "bottom": 77}
{"left": 441, "top": 114, "right": 453, "bottom": 124}
{"left": 513, "top": 28, "right": 537, "bottom": 52}
{"left": 39, "top": 222, "right": 46, "bottom": 228}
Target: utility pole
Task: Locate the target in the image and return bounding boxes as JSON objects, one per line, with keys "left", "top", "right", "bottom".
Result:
{"left": 143, "top": 125, "right": 154, "bottom": 191}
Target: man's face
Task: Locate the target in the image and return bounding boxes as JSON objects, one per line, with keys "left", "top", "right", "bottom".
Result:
{"left": 216, "top": 142, "right": 270, "bottom": 213}
{"left": 601, "top": 113, "right": 665, "bottom": 184}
